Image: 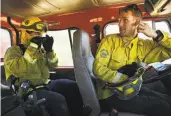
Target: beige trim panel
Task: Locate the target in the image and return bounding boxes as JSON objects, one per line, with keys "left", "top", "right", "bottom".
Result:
{"left": 2, "top": 0, "right": 143, "bottom": 18}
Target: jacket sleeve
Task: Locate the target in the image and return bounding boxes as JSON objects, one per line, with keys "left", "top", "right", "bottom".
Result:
{"left": 4, "top": 43, "right": 40, "bottom": 80}
{"left": 159, "top": 31, "right": 171, "bottom": 49}
{"left": 46, "top": 51, "right": 58, "bottom": 70}
{"left": 139, "top": 31, "right": 171, "bottom": 64}
{"left": 93, "top": 36, "right": 128, "bottom": 83}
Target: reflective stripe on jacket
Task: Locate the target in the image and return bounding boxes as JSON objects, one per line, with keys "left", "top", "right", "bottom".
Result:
{"left": 93, "top": 31, "right": 171, "bottom": 100}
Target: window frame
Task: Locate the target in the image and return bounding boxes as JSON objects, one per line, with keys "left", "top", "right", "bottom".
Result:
{"left": 102, "top": 19, "right": 118, "bottom": 38}
{"left": 103, "top": 18, "right": 171, "bottom": 38}
{"left": 153, "top": 19, "right": 171, "bottom": 33}
{"left": 0, "top": 27, "right": 13, "bottom": 61}
{"left": 68, "top": 27, "right": 79, "bottom": 48}
{"left": 47, "top": 27, "right": 79, "bottom": 68}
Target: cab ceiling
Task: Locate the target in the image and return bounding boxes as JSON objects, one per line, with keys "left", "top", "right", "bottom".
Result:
{"left": 1, "top": 0, "right": 143, "bottom": 18}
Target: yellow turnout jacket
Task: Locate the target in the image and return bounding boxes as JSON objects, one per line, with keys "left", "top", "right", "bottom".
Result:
{"left": 93, "top": 32, "right": 171, "bottom": 100}
{"left": 4, "top": 43, "right": 58, "bottom": 86}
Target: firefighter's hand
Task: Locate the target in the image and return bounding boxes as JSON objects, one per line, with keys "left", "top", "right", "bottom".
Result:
{"left": 118, "top": 62, "right": 138, "bottom": 77}
{"left": 43, "top": 35, "right": 54, "bottom": 53}
{"left": 30, "top": 36, "right": 42, "bottom": 48}
{"left": 138, "top": 22, "right": 157, "bottom": 38}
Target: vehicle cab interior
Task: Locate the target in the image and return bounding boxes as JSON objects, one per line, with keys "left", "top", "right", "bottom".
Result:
{"left": 1, "top": 0, "right": 171, "bottom": 116}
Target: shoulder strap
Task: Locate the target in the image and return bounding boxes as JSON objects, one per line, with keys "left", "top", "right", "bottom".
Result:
{"left": 9, "top": 75, "right": 19, "bottom": 94}
{"left": 18, "top": 44, "right": 26, "bottom": 55}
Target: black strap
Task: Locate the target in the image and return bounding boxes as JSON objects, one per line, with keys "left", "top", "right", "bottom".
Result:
{"left": 7, "top": 17, "right": 20, "bottom": 45}
{"left": 93, "top": 24, "right": 101, "bottom": 43}
{"left": 18, "top": 44, "right": 26, "bottom": 55}
{"left": 9, "top": 75, "right": 19, "bottom": 94}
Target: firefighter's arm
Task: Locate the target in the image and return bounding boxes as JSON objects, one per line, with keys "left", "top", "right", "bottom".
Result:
{"left": 93, "top": 36, "right": 128, "bottom": 83}
{"left": 138, "top": 22, "right": 171, "bottom": 49}
{"left": 4, "top": 44, "right": 39, "bottom": 79}
{"left": 157, "top": 31, "right": 171, "bottom": 49}
{"left": 23, "top": 43, "right": 41, "bottom": 63}
{"left": 22, "top": 36, "right": 43, "bottom": 64}
{"left": 43, "top": 35, "right": 58, "bottom": 69}
{"left": 46, "top": 51, "right": 58, "bottom": 70}
{"left": 138, "top": 36, "right": 171, "bottom": 64}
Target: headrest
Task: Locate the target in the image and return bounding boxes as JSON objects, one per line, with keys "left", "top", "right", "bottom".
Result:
{"left": 73, "top": 29, "right": 96, "bottom": 78}
{"left": 73, "top": 30, "right": 93, "bottom": 57}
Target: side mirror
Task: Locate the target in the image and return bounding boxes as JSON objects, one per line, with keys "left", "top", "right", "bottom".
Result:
{"left": 144, "top": 0, "right": 171, "bottom": 16}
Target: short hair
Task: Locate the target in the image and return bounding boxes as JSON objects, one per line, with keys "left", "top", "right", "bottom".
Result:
{"left": 119, "top": 4, "right": 142, "bottom": 17}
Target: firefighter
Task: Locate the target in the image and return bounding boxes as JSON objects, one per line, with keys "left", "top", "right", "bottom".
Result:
{"left": 4, "top": 16, "right": 83, "bottom": 116}
{"left": 93, "top": 4, "right": 171, "bottom": 116}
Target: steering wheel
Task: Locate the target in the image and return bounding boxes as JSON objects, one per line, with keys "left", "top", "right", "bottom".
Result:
{"left": 142, "top": 63, "right": 171, "bottom": 84}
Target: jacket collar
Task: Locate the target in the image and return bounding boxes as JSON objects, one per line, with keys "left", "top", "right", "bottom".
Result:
{"left": 121, "top": 35, "right": 143, "bottom": 48}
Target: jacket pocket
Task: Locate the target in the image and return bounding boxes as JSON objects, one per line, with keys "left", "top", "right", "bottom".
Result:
{"left": 109, "top": 56, "right": 126, "bottom": 70}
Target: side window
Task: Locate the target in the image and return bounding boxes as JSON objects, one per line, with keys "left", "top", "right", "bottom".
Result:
{"left": 154, "top": 21, "right": 170, "bottom": 33}
{"left": 104, "top": 23, "right": 119, "bottom": 36}
{"left": 45, "top": 29, "right": 74, "bottom": 67}
{"left": 104, "top": 21, "right": 153, "bottom": 39}
{"left": 0, "top": 28, "right": 12, "bottom": 59}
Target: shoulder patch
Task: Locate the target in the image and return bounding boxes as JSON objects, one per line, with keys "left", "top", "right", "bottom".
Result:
{"left": 24, "top": 20, "right": 29, "bottom": 25}
{"left": 100, "top": 49, "right": 108, "bottom": 58}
